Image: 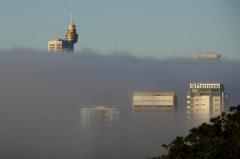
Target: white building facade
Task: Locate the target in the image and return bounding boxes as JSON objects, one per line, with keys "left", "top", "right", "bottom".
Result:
{"left": 187, "top": 82, "right": 228, "bottom": 124}
{"left": 48, "top": 39, "right": 73, "bottom": 52}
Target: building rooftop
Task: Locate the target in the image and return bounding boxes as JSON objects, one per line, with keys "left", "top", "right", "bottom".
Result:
{"left": 190, "top": 82, "right": 223, "bottom": 89}
{"left": 80, "top": 106, "right": 118, "bottom": 111}
{"left": 48, "top": 39, "right": 67, "bottom": 42}
{"left": 133, "top": 92, "right": 176, "bottom": 96}
{"left": 196, "top": 52, "right": 221, "bottom": 60}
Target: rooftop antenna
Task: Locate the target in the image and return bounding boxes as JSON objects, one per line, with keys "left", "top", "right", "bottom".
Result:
{"left": 114, "top": 40, "right": 116, "bottom": 55}
{"left": 71, "top": 12, "right": 73, "bottom": 25}
{"left": 114, "top": 40, "right": 119, "bottom": 55}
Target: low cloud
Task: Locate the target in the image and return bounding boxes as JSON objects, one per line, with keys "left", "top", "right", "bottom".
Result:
{"left": 0, "top": 48, "right": 239, "bottom": 158}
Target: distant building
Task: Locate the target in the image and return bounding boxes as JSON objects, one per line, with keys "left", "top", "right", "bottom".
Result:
{"left": 48, "top": 39, "right": 73, "bottom": 52}
{"left": 133, "top": 92, "right": 177, "bottom": 112}
{"left": 79, "top": 106, "right": 119, "bottom": 158}
{"left": 48, "top": 13, "right": 78, "bottom": 52}
{"left": 187, "top": 82, "right": 229, "bottom": 124}
{"left": 196, "top": 52, "right": 221, "bottom": 60}
{"left": 80, "top": 106, "right": 119, "bottom": 124}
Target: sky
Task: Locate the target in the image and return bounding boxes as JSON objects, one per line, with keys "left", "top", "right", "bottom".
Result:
{"left": 0, "top": 0, "right": 239, "bottom": 59}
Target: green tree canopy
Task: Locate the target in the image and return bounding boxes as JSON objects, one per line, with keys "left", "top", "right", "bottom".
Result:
{"left": 150, "top": 105, "right": 240, "bottom": 159}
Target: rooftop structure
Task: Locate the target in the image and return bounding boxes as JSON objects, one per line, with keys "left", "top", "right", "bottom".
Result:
{"left": 196, "top": 52, "right": 221, "bottom": 60}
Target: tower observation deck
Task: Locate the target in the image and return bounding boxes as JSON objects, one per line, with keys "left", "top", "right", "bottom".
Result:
{"left": 65, "top": 13, "right": 78, "bottom": 51}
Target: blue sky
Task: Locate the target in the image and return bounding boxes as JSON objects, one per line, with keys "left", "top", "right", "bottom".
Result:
{"left": 0, "top": 0, "right": 239, "bottom": 59}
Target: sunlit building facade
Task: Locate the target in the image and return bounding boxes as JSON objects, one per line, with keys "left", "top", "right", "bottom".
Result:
{"left": 196, "top": 52, "right": 221, "bottom": 60}
{"left": 48, "top": 39, "right": 73, "bottom": 52}
{"left": 187, "top": 82, "right": 229, "bottom": 124}
{"left": 132, "top": 92, "right": 177, "bottom": 152}
{"left": 133, "top": 92, "right": 177, "bottom": 113}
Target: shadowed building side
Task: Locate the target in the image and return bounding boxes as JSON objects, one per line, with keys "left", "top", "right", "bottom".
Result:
{"left": 79, "top": 106, "right": 119, "bottom": 159}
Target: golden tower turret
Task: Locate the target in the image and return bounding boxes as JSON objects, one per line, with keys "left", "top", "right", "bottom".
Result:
{"left": 65, "top": 13, "right": 78, "bottom": 51}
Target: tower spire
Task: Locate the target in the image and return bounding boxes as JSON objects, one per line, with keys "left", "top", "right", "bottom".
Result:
{"left": 71, "top": 12, "right": 73, "bottom": 25}
{"left": 65, "top": 12, "right": 78, "bottom": 51}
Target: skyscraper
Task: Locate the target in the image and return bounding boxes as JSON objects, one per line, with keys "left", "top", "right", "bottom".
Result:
{"left": 79, "top": 106, "right": 119, "bottom": 158}
{"left": 132, "top": 92, "right": 177, "bottom": 116}
{"left": 48, "top": 13, "right": 78, "bottom": 52}
{"left": 187, "top": 82, "right": 229, "bottom": 125}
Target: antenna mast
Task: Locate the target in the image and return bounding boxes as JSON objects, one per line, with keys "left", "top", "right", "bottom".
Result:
{"left": 71, "top": 12, "right": 73, "bottom": 25}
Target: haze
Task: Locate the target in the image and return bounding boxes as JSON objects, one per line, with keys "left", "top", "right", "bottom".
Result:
{"left": 0, "top": 49, "right": 239, "bottom": 159}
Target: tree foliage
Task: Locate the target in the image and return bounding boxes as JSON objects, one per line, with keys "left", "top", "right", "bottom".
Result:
{"left": 150, "top": 105, "right": 240, "bottom": 159}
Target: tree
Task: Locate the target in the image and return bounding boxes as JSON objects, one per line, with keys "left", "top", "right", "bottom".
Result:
{"left": 150, "top": 105, "right": 240, "bottom": 159}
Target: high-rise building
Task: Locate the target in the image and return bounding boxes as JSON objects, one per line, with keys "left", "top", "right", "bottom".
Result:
{"left": 187, "top": 82, "right": 229, "bottom": 124}
{"left": 79, "top": 106, "right": 119, "bottom": 158}
{"left": 80, "top": 106, "right": 119, "bottom": 124}
{"left": 48, "top": 13, "right": 78, "bottom": 52}
{"left": 133, "top": 92, "right": 177, "bottom": 113}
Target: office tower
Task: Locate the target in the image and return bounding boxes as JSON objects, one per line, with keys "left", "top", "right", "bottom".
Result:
{"left": 132, "top": 92, "right": 177, "bottom": 145}
{"left": 133, "top": 92, "right": 177, "bottom": 113}
{"left": 187, "top": 82, "right": 229, "bottom": 124}
{"left": 79, "top": 106, "right": 119, "bottom": 158}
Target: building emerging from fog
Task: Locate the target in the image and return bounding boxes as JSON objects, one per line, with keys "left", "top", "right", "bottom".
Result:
{"left": 48, "top": 14, "right": 78, "bottom": 52}
{"left": 48, "top": 39, "right": 74, "bottom": 52}
{"left": 80, "top": 106, "right": 119, "bottom": 125}
{"left": 133, "top": 92, "right": 177, "bottom": 113}
{"left": 196, "top": 52, "right": 221, "bottom": 60}
{"left": 187, "top": 82, "right": 229, "bottom": 124}
{"left": 79, "top": 106, "right": 119, "bottom": 158}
